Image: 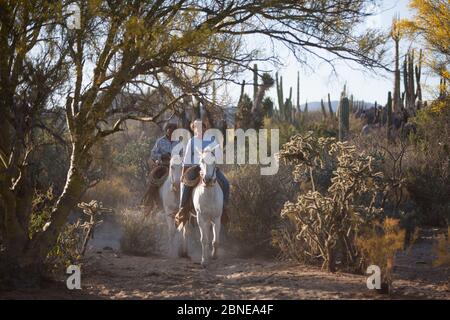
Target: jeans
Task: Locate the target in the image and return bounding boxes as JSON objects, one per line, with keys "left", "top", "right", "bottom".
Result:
{"left": 179, "top": 167, "right": 230, "bottom": 208}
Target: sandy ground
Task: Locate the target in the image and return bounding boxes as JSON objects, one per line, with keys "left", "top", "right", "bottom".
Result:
{"left": 1, "top": 217, "right": 448, "bottom": 300}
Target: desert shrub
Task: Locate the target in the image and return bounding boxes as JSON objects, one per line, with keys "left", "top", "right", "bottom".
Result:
{"left": 225, "top": 164, "right": 297, "bottom": 255}
{"left": 407, "top": 100, "right": 450, "bottom": 226}
{"left": 263, "top": 117, "right": 299, "bottom": 145}
{"left": 272, "top": 219, "right": 311, "bottom": 263}
{"left": 29, "top": 188, "right": 55, "bottom": 238}
{"left": 119, "top": 209, "right": 164, "bottom": 256}
{"left": 433, "top": 227, "right": 450, "bottom": 267}
{"left": 45, "top": 201, "right": 108, "bottom": 271}
{"left": 85, "top": 175, "right": 135, "bottom": 209}
{"left": 28, "top": 188, "right": 85, "bottom": 270}
{"left": 277, "top": 132, "right": 386, "bottom": 272}
{"left": 356, "top": 218, "right": 405, "bottom": 293}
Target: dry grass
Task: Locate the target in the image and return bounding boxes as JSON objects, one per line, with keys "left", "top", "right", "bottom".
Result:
{"left": 433, "top": 227, "right": 450, "bottom": 267}
{"left": 225, "top": 164, "right": 297, "bottom": 256}
{"left": 118, "top": 209, "right": 165, "bottom": 256}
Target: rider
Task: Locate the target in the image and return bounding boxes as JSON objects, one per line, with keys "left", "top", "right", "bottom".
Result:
{"left": 150, "top": 121, "right": 178, "bottom": 166}
{"left": 174, "top": 118, "right": 230, "bottom": 225}
{"left": 143, "top": 121, "right": 178, "bottom": 208}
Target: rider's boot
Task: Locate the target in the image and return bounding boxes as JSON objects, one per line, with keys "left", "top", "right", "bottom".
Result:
{"left": 174, "top": 206, "right": 191, "bottom": 229}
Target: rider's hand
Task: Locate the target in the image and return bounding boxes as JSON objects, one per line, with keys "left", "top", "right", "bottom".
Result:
{"left": 161, "top": 154, "right": 170, "bottom": 162}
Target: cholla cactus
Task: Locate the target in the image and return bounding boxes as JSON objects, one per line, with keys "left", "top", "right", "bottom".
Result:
{"left": 280, "top": 133, "right": 385, "bottom": 272}
{"left": 78, "top": 200, "right": 112, "bottom": 255}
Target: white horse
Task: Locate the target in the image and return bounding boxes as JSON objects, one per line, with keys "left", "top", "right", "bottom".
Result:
{"left": 192, "top": 153, "right": 223, "bottom": 267}
{"left": 158, "top": 157, "right": 187, "bottom": 257}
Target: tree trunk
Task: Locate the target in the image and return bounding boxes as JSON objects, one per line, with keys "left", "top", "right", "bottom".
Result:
{"left": 0, "top": 143, "right": 88, "bottom": 287}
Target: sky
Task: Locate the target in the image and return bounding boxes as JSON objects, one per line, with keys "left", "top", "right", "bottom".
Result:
{"left": 225, "top": 0, "right": 440, "bottom": 107}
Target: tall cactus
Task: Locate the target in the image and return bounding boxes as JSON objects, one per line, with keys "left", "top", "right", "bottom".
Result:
{"left": 238, "top": 80, "right": 245, "bottom": 105}
{"left": 253, "top": 64, "right": 258, "bottom": 102}
{"left": 276, "top": 71, "right": 293, "bottom": 122}
{"left": 321, "top": 99, "right": 327, "bottom": 119}
{"left": 338, "top": 97, "right": 350, "bottom": 141}
{"left": 387, "top": 91, "right": 393, "bottom": 141}
{"left": 391, "top": 16, "right": 402, "bottom": 112}
{"left": 415, "top": 49, "right": 423, "bottom": 109}
{"left": 403, "top": 49, "right": 422, "bottom": 113}
{"left": 276, "top": 72, "right": 284, "bottom": 117}
{"left": 328, "top": 93, "right": 334, "bottom": 119}
{"left": 297, "top": 71, "right": 300, "bottom": 113}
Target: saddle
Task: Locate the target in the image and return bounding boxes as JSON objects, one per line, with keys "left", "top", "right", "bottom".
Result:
{"left": 175, "top": 165, "right": 228, "bottom": 229}
{"left": 182, "top": 165, "right": 201, "bottom": 187}
{"left": 141, "top": 165, "right": 169, "bottom": 209}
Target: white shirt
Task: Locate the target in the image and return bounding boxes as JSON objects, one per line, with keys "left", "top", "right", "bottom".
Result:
{"left": 182, "top": 136, "right": 223, "bottom": 166}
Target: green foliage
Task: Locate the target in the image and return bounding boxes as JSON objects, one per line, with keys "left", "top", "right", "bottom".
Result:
{"left": 236, "top": 93, "right": 253, "bottom": 129}
{"left": 29, "top": 188, "right": 55, "bottom": 239}
{"left": 407, "top": 101, "right": 450, "bottom": 225}
{"left": 113, "top": 140, "right": 151, "bottom": 186}
{"left": 262, "top": 97, "right": 274, "bottom": 118}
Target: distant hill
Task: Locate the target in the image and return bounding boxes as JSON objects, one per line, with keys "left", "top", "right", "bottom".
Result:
{"left": 299, "top": 101, "right": 376, "bottom": 112}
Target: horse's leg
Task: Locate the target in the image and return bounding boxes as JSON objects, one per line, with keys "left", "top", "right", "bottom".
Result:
{"left": 178, "top": 224, "right": 189, "bottom": 258}
{"left": 197, "top": 213, "right": 210, "bottom": 268}
{"left": 166, "top": 212, "right": 176, "bottom": 256}
{"left": 211, "top": 217, "right": 221, "bottom": 260}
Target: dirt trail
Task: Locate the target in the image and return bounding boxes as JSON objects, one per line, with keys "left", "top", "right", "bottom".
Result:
{"left": 1, "top": 217, "right": 448, "bottom": 300}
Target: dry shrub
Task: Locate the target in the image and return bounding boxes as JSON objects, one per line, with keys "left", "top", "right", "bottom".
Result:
{"left": 433, "top": 227, "right": 450, "bottom": 267}
{"left": 356, "top": 218, "right": 405, "bottom": 293}
{"left": 119, "top": 209, "right": 164, "bottom": 256}
{"left": 272, "top": 219, "right": 310, "bottom": 263}
{"left": 45, "top": 201, "right": 108, "bottom": 271}
{"left": 85, "top": 176, "right": 134, "bottom": 209}
{"left": 225, "top": 164, "right": 297, "bottom": 255}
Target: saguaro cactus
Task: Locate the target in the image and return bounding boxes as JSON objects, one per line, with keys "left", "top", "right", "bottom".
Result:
{"left": 238, "top": 80, "right": 245, "bottom": 105}
{"left": 276, "top": 72, "right": 293, "bottom": 122}
{"left": 321, "top": 99, "right": 327, "bottom": 119}
{"left": 328, "top": 93, "right": 334, "bottom": 119}
{"left": 391, "top": 17, "right": 402, "bottom": 112}
{"left": 415, "top": 49, "right": 423, "bottom": 109}
{"left": 297, "top": 71, "right": 301, "bottom": 113}
{"left": 253, "top": 64, "right": 258, "bottom": 102}
{"left": 387, "top": 91, "right": 393, "bottom": 141}
{"left": 403, "top": 49, "right": 422, "bottom": 113}
{"left": 339, "top": 97, "right": 350, "bottom": 141}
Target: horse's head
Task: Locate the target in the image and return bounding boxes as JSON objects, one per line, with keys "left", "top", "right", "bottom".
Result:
{"left": 199, "top": 151, "right": 217, "bottom": 187}
{"left": 169, "top": 156, "right": 182, "bottom": 191}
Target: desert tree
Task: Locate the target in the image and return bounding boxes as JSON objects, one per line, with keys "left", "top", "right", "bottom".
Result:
{"left": 0, "top": 0, "right": 387, "bottom": 284}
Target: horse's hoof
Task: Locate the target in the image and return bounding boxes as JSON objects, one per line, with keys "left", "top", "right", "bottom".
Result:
{"left": 201, "top": 261, "right": 208, "bottom": 268}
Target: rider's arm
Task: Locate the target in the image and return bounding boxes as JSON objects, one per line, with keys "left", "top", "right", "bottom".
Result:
{"left": 150, "top": 138, "right": 162, "bottom": 162}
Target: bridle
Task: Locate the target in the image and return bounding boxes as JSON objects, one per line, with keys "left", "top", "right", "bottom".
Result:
{"left": 200, "top": 163, "right": 217, "bottom": 187}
